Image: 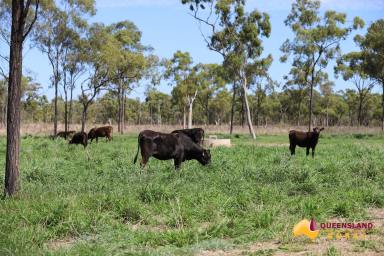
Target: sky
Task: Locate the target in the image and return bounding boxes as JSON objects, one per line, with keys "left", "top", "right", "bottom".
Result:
{"left": 19, "top": 0, "right": 384, "bottom": 100}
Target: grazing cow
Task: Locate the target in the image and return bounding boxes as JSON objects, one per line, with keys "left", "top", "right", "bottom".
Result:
{"left": 88, "top": 126, "right": 113, "bottom": 143}
{"left": 171, "top": 128, "right": 205, "bottom": 145}
{"left": 133, "top": 130, "right": 211, "bottom": 170}
{"left": 55, "top": 130, "right": 76, "bottom": 139}
{"left": 289, "top": 127, "right": 324, "bottom": 158}
{"left": 69, "top": 132, "right": 88, "bottom": 148}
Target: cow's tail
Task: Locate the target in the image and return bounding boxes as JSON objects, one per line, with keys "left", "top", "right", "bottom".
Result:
{"left": 133, "top": 135, "right": 140, "bottom": 164}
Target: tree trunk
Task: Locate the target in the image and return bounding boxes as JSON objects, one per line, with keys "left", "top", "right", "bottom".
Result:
{"left": 187, "top": 90, "right": 197, "bottom": 129}
{"left": 158, "top": 101, "right": 162, "bottom": 126}
{"left": 4, "top": 0, "right": 25, "bottom": 197}
{"left": 308, "top": 83, "right": 314, "bottom": 132}
{"left": 121, "top": 88, "right": 125, "bottom": 134}
{"left": 81, "top": 106, "right": 87, "bottom": 133}
{"left": 69, "top": 78, "right": 74, "bottom": 127}
{"left": 54, "top": 78, "right": 58, "bottom": 135}
{"left": 117, "top": 86, "right": 121, "bottom": 133}
{"left": 241, "top": 74, "right": 256, "bottom": 139}
{"left": 188, "top": 102, "right": 193, "bottom": 129}
{"left": 183, "top": 106, "right": 186, "bottom": 129}
{"left": 64, "top": 92, "right": 68, "bottom": 136}
{"left": 358, "top": 94, "right": 363, "bottom": 126}
{"left": 63, "top": 72, "right": 68, "bottom": 137}
{"left": 230, "top": 82, "right": 236, "bottom": 135}
{"left": 240, "top": 89, "right": 245, "bottom": 127}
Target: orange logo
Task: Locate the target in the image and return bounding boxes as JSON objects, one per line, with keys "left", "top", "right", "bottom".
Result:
{"left": 293, "top": 218, "right": 320, "bottom": 240}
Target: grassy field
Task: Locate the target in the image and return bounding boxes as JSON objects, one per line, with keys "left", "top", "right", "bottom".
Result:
{"left": 0, "top": 133, "right": 383, "bottom": 255}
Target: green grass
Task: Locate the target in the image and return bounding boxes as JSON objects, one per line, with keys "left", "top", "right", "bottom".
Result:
{"left": 0, "top": 134, "right": 383, "bottom": 255}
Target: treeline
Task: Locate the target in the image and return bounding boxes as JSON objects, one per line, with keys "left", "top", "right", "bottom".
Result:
{"left": 1, "top": 78, "right": 382, "bottom": 128}
{"left": 0, "top": 0, "right": 383, "bottom": 135}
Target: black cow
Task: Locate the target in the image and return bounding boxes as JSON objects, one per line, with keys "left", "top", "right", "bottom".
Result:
{"left": 289, "top": 127, "right": 324, "bottom": 158}
{"left": 69, "top": 132, "right": 88, "bottom": 148}
{"left": 133, "top": 130, "right": 211, "bottom": 170}
{"left": 171, "top": 128, "right": 205, "bottom": 145}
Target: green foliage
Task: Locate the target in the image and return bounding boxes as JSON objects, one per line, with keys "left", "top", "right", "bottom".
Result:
{"left": 281, "top": 0, "right": 364, "bottom": 129}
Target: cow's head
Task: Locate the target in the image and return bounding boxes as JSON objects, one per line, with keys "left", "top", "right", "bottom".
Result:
{"left": 313, "top": 127, "right": 324, "bottom": 134}
{"left": 87, "top": 128, "right": 95, "bottom": 139}
{"left": 198, "top": 149, "right": 211, "bottom": 165}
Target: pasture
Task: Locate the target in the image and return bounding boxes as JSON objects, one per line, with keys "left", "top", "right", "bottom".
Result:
{"left": 0, "top": 133, "right": 383, "bottom": 255}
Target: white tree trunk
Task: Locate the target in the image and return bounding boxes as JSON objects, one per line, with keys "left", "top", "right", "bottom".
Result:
{"left": 241, "top": 74, "right": 256, "bottom": 139}
{"left": 187, "top": 90, "right": 198, "bottom": 129}
{"left": 183, "top": 106, "right": 186, "bottom": 129}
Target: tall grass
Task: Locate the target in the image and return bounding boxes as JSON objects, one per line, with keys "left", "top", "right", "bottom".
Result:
{"left": 0, "top": 134, "right": 383, "bottom": 255}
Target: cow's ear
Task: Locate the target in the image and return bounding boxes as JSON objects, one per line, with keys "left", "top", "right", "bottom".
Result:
{"left": 320, "top": 127, "right": 324, "bottom": 131}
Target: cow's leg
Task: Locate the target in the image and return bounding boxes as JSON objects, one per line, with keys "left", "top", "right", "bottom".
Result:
{"left": 140, "top": 157, "right": 149, "bottom": 168}
{"left": 140, "top": 152, "right": 149, "bottom": 168}
{"left": 96, "top": 137, "right": 99, "bottom": 143}
{"left": 174, "top": 157, "right": 183, "bottom": 170}
{"left": 289, "top": 143, "right": 295, "bottom": 155}
{"left": 306, "top": 147, "right": 310, "bottom": 156}
{"left": 312, "top": 146, "right": 315, "bottom": 158}
{"left": 140, "top": 143, "right": 151, "bottom": 168}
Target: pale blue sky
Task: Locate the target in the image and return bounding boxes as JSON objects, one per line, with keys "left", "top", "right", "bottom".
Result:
{"left": 21, "top": 0, "right": 384, "bottom": 100}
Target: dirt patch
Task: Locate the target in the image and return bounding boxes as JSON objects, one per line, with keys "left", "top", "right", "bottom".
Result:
{"left": 46, "top": 237, "right": 77, "bottom": 251}
{"left": 129, "top": 223, "right": 170, "bottom": 232}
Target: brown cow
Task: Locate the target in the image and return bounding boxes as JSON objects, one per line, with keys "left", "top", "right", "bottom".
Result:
{"left": 289, "top": 127, "right": 324, "bottom": 158}
{"left": 88, "top": 126, "right": 113, "bottom": 143}
{"left": 69, "top": 132, "right": 88, "bottom": 148}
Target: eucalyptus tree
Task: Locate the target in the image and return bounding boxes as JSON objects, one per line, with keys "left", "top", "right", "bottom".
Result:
{"left": 335, "top": 52, "right": 375, "bottom": 126}
{"left": 107, "top": 21, "right": 149, "bottom": 134}
{"left": 79, "top": 23, "right": 115, "bottom": 132}
{"left": 281, "top": 0, "right": 364, "bottom": 131}
{"left": 165, "top": 51, "right": 196, "bottom": 128}
{"left": 357, "top": 20, "right": 384, "bottom": 130}
{"left": 63, "top": 37, "right": 87, "bottom": 131}
{"left": 33, "top": 0, "right": 95, "bottom": 136}
{"left": 195, "top": 64, "right": 225, "bottom": 124}
{"left": 319, "top": 80, "right": 334, "bottom": 127}
{"left": 4, "top": 0, "right": 39, "bottom": 196}
{"left": 181, "top": 0, "right": 271, "bottom": 139}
